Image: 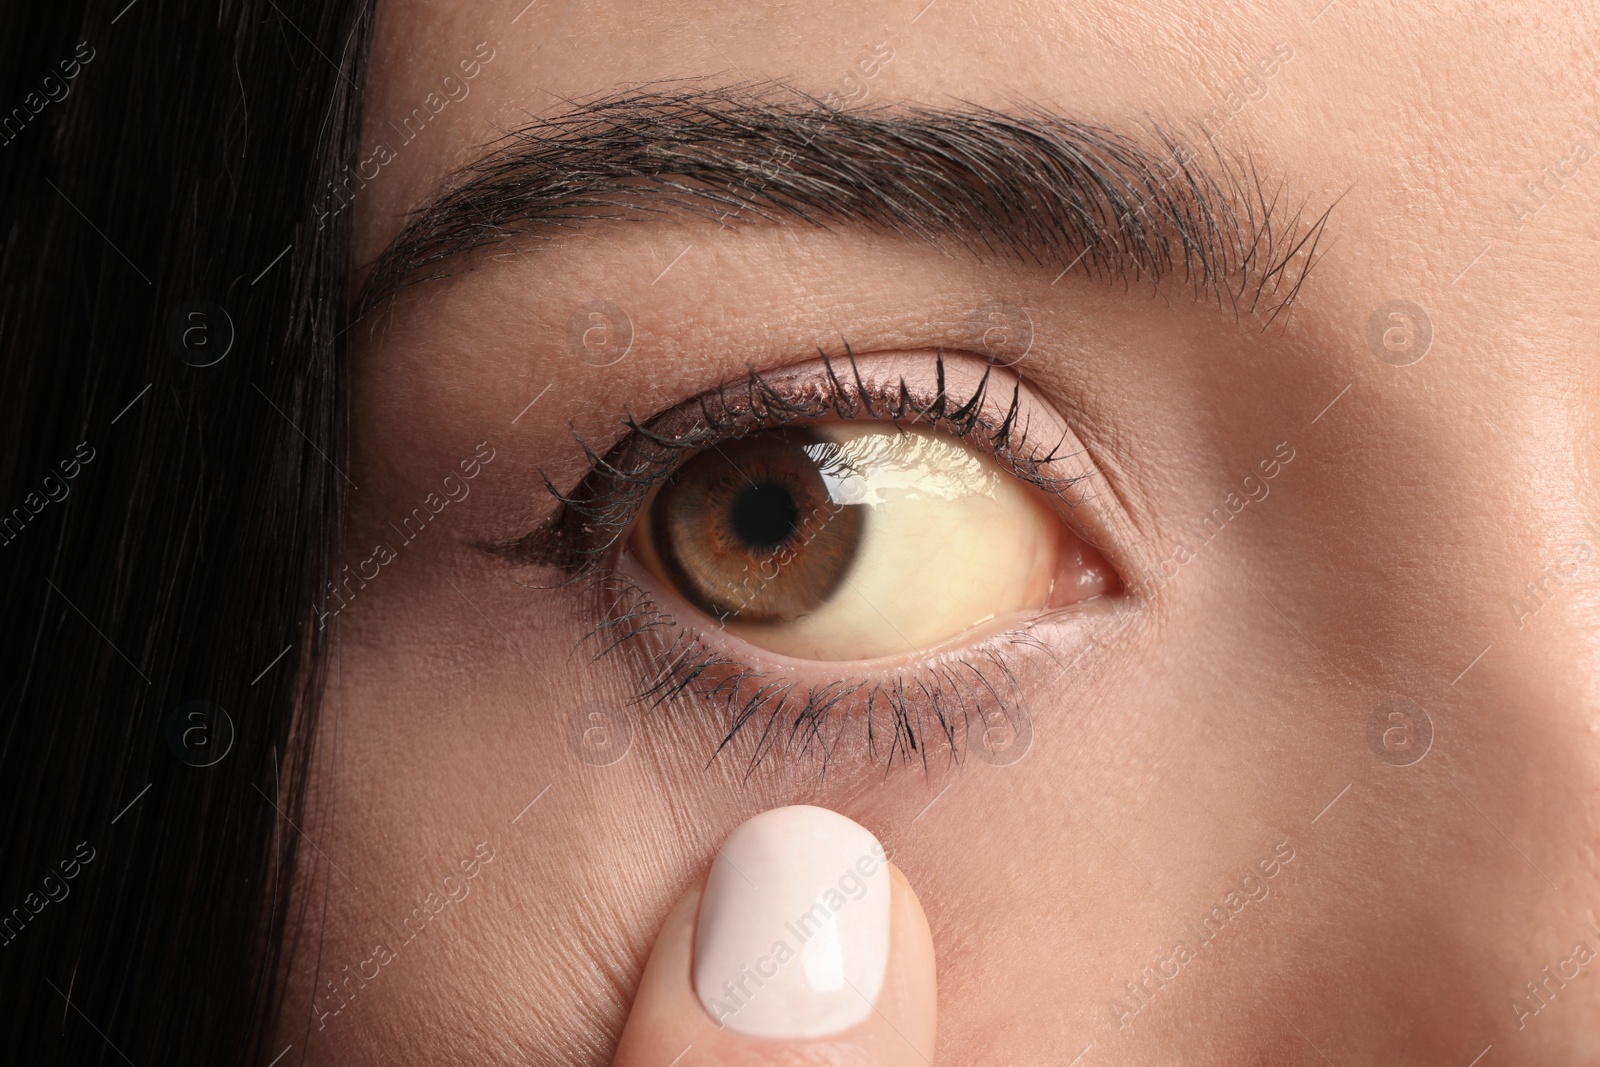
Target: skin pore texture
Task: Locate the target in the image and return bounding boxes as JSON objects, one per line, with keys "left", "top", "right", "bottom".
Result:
{"left": 278, "top": 1, "right": 1600, "bottom": 1064}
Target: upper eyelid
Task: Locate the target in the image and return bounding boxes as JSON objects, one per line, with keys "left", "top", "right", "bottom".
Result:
{"left": 488, "top": 348, "right": 1092, "bottom": 573}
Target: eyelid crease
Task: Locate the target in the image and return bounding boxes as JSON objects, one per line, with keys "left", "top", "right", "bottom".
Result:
{"left": 486, "top": 346, "right": 1090, "bottom": 575}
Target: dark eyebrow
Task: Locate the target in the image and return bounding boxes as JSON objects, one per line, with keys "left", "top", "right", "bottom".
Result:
{"left": 356, "top": 84, "right": 1331, "bottom": 325}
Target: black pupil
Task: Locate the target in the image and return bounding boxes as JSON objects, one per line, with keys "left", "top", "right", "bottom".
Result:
{"left": 729, "top": 482, "right": 799, "bottom": 550}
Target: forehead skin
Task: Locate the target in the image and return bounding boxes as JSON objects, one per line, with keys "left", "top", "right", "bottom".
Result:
{"left": 286, "top": 1, "right": 1600, "bottom": 1065}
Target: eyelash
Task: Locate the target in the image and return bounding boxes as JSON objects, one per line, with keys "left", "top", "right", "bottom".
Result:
{"left": 495, "top": 347, "right": 1093, "bottom": 772}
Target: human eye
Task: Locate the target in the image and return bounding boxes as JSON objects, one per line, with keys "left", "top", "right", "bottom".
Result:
{"left": 498, "top": 348, "right": 1121, "bottom": 763}
{"left": 633, "top": 414, "right": 1114, "bottom": 660}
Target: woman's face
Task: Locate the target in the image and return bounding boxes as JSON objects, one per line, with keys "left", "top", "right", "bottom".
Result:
{"left": 281, "top": 0, "right": 1600, "bottom": 1062}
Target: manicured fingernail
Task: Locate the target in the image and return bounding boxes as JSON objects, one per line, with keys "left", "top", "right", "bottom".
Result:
{"left": 693, "top": 804, "right": 892, "bottom": 1038}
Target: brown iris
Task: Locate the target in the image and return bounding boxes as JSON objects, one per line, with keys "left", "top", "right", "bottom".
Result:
{"left": 646, "top": 428, "right": 864, "bottom": 624}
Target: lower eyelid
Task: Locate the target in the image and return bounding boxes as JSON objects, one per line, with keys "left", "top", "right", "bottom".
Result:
{"left": 578, "top": 554, "right": 1115, "bottom": 770}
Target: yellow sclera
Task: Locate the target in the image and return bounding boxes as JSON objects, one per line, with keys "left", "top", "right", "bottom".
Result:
{"left": 732, "top": 424, "right": 1058, "bottom": 660}
{"left": 638, "top": 422, "right": 1064, "bottom": 662}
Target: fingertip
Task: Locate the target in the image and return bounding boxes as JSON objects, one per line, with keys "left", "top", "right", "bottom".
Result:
{"left": 610, "top": 872, "right": 705, "bottom": 1067}
{"left": 880, "top": 862, "right": 938, "bottom": 1062}
{"left": 611, "top": 808, "right": 937, "bottom": 1067}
